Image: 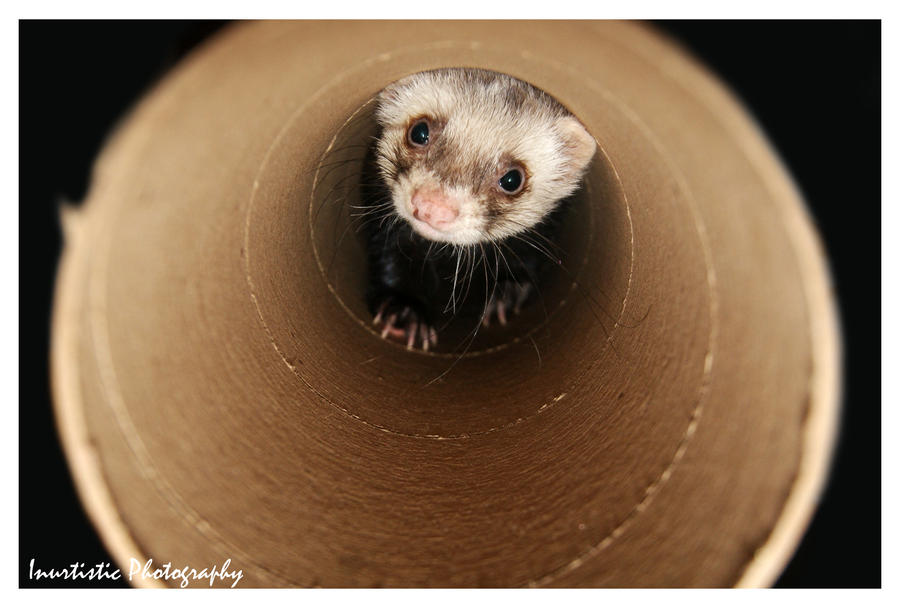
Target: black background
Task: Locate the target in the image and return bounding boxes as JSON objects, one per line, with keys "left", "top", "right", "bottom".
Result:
{"left": 19, "top": 20, "right": 881, "bottom": 588}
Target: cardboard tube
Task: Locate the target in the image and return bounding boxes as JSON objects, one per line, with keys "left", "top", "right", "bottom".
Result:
{"left": 51, "top": 21, "right": 841, "bottom": 587}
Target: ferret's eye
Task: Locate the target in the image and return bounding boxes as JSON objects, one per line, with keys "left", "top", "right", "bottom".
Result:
{"left": 498, "top": 169, "right": 524, "bottom": 194}
{"left": 408, "top": 120, "right": 430, "bottom": 147}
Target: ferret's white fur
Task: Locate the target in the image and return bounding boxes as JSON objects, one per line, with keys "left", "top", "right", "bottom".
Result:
{"left": 375, "top": 69, "right": 596, "bottom": 246}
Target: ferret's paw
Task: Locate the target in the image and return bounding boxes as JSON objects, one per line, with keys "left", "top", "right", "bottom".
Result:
{"left": 482, "top": 281, "right": 533, "bottom": 328}
{"left": 372, "top": 295, "right": 438, "bottom": 351}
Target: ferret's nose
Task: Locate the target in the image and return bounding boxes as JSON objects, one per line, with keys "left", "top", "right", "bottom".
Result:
{"left": 411, "top": 188, "right": 460, "bottom": 230}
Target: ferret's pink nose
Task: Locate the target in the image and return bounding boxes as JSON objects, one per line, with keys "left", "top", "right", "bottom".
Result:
{"left": 411, "top": 188, "right": 459, "bottom": 230}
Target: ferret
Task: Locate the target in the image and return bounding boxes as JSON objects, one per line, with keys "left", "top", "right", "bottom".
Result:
{"left": 361, "top": 68, "right": 596, "bottom": 351}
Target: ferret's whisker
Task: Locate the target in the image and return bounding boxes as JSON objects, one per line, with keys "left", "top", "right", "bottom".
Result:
{"left": 459, "top": 245, "right": 476, "bottom": 307}
{"left": 499, "top": 241, "right": 550, "bottom": 322}
{"left": 446, "top": 246, "right": 463, "bottom": 315}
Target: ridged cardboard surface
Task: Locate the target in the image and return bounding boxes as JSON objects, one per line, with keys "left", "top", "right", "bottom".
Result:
{"left": 51, "top": 21, "right": 840, "bottom": 587}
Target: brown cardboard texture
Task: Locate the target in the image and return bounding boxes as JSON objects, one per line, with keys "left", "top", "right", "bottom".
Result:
{"left": 51, "top": 21, "right": 841, "bottom": 587}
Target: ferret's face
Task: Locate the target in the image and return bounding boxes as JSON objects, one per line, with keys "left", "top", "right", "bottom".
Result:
{"left": 374, "top": 69, "right": 597, "bottom": 246}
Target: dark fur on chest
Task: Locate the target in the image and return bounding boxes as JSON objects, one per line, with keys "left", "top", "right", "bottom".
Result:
{"left": 360, "top": 170, "right": 568, "bottom": 322}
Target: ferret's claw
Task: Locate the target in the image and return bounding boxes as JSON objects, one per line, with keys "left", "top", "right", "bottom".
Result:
{"left": 380, "top": 314, "right": 397, "bottom": 338}
{"left": 419, "top": 323, "right": 431, "bottom": 352}
{"left": 372, "top": 294, "right": 436, "bottom": 352}
{"left": 373, "top": 301, "right": 388, "bottom": 325}
{"left": 482, "top": 281, "right": 532, "bottom": 328}
{"left": 406, "top": 321, "right": 418, "bottom": 349}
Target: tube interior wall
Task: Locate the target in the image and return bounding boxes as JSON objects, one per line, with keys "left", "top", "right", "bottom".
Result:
{"left": 51, "top": 21, "right": 840, "bottom": 587}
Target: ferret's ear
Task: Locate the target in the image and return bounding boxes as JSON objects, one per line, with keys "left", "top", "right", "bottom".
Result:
{"left": 556, "top": 116, "right": 597, "bottom": 177}
{"left": 374, "top": 87, "right": 401, "bottom": 126}
{"left": 375, "top": 79, "right": 411, "bottom": 126}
